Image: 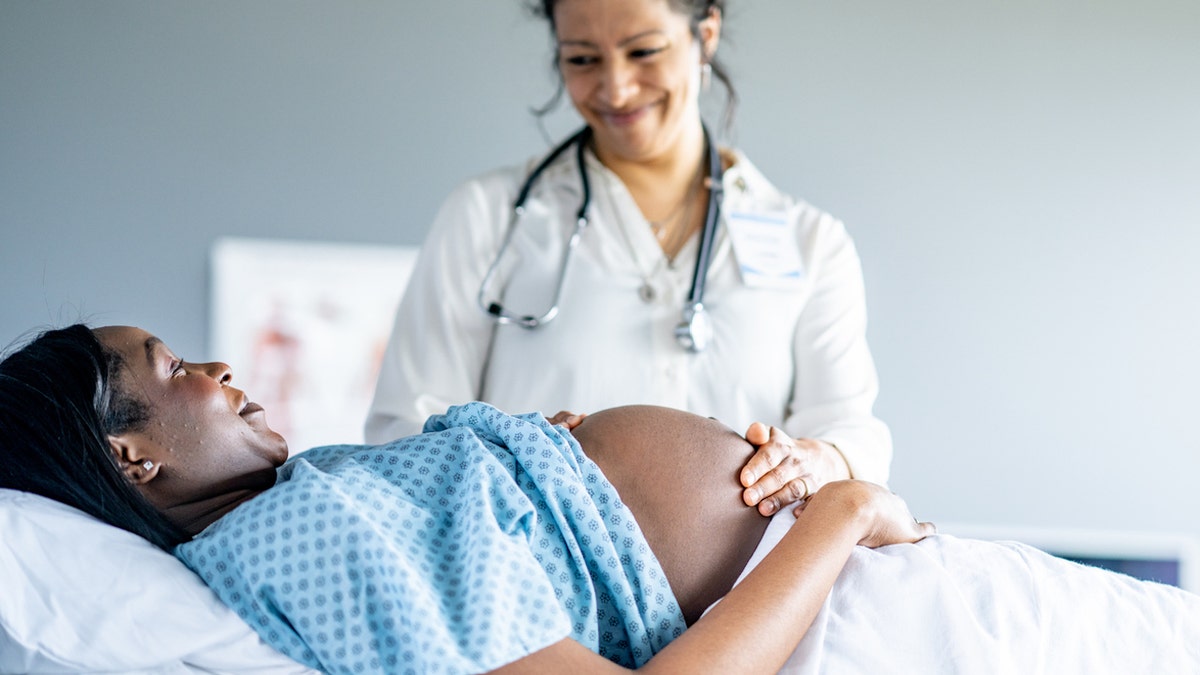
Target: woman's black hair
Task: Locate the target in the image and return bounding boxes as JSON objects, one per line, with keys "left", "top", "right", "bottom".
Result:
{"left": 0, "top": 324, "right": 189, "bottom": 550}
{"left": 528, "top": 0, "right": 738, "bottom": 130}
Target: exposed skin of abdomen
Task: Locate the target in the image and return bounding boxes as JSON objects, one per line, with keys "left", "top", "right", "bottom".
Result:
{"left": 570, "top": 405, "right": 771, "bottom": 625}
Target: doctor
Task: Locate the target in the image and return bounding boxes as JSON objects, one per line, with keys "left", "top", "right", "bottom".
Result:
{"left": 367, "top": 0, "right": 892, "bottom": 514}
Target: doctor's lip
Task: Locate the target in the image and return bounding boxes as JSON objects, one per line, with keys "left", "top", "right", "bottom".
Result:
{"left": 599, "top": 104, "right": 652, "bottom": 126}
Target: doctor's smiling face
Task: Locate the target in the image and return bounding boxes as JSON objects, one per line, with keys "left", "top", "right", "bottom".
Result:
{"left": 552, "top": 0, "right": 720, "bottom": 166}
{"left": 94, "top": 326, "right": 288, "bottom": 528}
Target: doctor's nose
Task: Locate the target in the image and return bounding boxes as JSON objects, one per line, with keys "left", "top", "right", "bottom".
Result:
{"left": 598, "top": 61, "right": 638, "bottom": 107}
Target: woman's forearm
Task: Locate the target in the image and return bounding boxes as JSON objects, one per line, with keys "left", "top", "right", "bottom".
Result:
{"left": 492, "top": 481, "right": 931, "bottom": 674}
{"left": 637, "top": 484, "right": 870, "bottom": 674}
{"left": 491, "top": 490, "right": 866, "bottom": 675}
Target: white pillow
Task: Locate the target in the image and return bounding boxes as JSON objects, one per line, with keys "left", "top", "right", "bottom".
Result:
{"left": 0, "top": 488, "right": 318, "bottom": 674}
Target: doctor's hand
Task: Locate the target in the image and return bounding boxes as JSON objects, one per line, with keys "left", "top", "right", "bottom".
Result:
{"left": 740, "top": 423, "right": 852, "bottom": 517}
{"left": 546, "top": 410, "right": 588, "bottom": 430}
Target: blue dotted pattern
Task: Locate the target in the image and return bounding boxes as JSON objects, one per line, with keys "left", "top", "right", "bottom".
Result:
{"left": 175, "top": 402, "right": 685, "bottom": 674}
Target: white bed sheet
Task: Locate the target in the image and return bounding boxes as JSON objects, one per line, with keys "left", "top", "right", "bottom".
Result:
{"left": 7, "top": 485, "right": 1199, "bottom": 673}
{"left": 728, "top": 510, "right": 1200, "bottom": 674}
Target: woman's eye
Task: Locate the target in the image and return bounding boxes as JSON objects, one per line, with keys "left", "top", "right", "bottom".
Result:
{"left": 170, "top": 360, "right": 185, "bottom": 377}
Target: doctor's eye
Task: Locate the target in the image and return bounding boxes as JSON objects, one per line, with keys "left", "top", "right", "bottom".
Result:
{"left": 629, "top": 46, "right": 665, "bottom": 59}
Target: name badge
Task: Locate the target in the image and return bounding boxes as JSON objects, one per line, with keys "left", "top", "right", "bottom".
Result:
{"left": 725, "top": 210, "right": 805, "bottom": 288}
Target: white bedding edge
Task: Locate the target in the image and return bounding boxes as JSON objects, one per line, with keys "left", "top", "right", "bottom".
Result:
{"left": 720, "top": 509, "right": 1200, "bottom": 674}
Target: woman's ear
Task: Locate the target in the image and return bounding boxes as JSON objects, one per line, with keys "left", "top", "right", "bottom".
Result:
{"left": 699, "top": 6, "right": 722, "bottom": 62}
{"left": 107, "top": 434, "right": 160, "bottom": 485}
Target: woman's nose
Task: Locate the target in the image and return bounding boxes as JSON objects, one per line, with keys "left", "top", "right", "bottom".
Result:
{"left": 198, "top": 361, "right": 233, "bottom": 384}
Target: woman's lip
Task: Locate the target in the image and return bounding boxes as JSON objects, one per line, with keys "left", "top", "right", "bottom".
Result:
{"left": 240, "top": 402, "right": 264, "bottom": 417}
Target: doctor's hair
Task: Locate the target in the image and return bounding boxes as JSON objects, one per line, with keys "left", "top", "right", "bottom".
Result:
{"left": 528, "top": 0, "right": 737, "bottom": 129}
{"left": 0, "top": 324, "right": 189, "bottom": 550}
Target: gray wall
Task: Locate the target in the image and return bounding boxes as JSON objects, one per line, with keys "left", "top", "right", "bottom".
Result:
{"left": 3, "top": 1, "right": 1198, "bottom": 541}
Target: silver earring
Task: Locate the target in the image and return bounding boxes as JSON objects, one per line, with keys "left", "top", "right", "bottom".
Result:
{"left": 701, "top": 62, "right": 712, "bottom": 92}
{"left": 142, "top": 460, "right": 154, "bottom": 471}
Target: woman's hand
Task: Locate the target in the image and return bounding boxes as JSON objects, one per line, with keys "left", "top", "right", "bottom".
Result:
{"left": 546, "top": 410, "right": 587, "bottom": 430}
{"left": 740, "top": 423, "right": 851, "bottom": 516}
{"left": 798, "top": 479, "right": 937, "bottom": 548}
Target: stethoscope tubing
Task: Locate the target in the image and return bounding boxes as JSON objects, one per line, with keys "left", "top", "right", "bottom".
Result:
{"left": 479, "top": 129, "right": 593, "bottom": 328}
{"left": 477, "top": 123, "right": 723, "bottom": 349}
{"left": 687, "top": 128, "right": 723, "bottom": 313}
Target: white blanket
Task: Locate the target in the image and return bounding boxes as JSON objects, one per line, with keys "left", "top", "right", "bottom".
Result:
{"left": 730, "top": 512, "right": 1200, "bottom": 674}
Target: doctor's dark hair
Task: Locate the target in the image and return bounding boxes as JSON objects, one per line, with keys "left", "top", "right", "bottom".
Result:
{"left": 0, "top": 324, "right": 189, "bottom": 550}
{"left": 528, "top": 0, "right": 738, "bottom": 128}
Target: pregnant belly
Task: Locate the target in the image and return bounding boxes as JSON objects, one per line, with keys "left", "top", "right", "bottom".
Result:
{"left": 571, "top": 405, "right": 771, "bottom": 624}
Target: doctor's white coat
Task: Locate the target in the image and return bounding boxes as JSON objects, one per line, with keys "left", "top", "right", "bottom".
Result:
{"left": 366, "top": 147, "right": 891, "bottom": 485}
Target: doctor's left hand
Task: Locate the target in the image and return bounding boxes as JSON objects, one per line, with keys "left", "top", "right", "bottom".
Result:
{"left": 546, "top": 410, "right": 588, "bottom": 430}
{"left": 740, "top": 423, "right": 851, "bottom": 517}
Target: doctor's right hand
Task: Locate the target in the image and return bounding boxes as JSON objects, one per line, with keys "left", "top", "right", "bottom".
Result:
{"left": 740, "top": 423, "right": 851, "bottom": 516}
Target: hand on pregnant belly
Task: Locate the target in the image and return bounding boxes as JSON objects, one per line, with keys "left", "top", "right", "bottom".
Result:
{"left": 740, "top": 423, "right": 852, "bottom": 516}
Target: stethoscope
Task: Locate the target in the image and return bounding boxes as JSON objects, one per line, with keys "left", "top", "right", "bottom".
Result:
{"left": 476, "top": 123, "right": 724, "bottom": 353}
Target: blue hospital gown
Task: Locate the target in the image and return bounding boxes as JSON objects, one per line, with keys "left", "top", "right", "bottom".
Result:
{"left": 175, "top": 402, "right": 686, "bottom": 674}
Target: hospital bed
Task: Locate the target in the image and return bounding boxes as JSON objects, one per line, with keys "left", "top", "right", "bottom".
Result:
{"left": 5, "top": 485, "right": 1200, "bottom": 674}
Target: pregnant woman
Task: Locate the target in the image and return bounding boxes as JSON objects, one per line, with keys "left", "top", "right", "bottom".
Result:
{"left": 0, "top": 324, "right": 928, "bottom": 674}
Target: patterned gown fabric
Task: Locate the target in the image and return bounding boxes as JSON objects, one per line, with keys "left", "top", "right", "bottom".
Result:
{"left": 174, "top": 403, "right": 686, "bottom": 674}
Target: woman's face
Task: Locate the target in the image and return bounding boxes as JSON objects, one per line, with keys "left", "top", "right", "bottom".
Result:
{"left": 94, "top": 326, "right": 288, "bottom": 512}
{"left": 553, "top": 0, "right": 719, "bottom": 165}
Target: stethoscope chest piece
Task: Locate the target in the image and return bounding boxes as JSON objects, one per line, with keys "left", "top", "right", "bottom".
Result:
{"left": 674, "top": 302, "right": 712, "bottom": 353}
